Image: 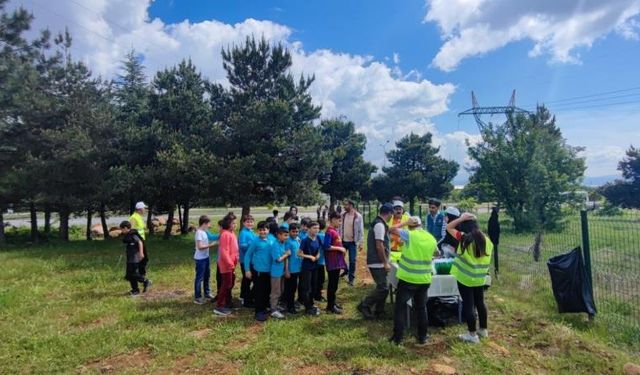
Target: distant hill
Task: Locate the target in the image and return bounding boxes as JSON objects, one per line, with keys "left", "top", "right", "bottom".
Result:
{"left": 583, "top": 175, "right": 620, "bottom": 187}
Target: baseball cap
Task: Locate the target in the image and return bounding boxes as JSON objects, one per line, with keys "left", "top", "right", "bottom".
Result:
{"left": 407, "top": 216, "right": 422, "bottom": 227}
{"left": 135, "top": 201, "right": 148, "bottom": 210}
{"left": 379, "top": 203, "right": 394, "bottom": 214}
{"left": 392, "top": 200, "right": 404, "bottom": 208}
{"left": 445, "top": 206, "right": 460, "bottom": 217}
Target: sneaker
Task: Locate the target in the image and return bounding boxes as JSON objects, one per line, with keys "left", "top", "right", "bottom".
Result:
{"left": 478, "top": 329, "right": 489, "bottom": 338}
{"left": 335, "top": 303, "right": 343, "bottom": 310}
{"left": 193, "top": 298, "right": 206, "bottom": 305}
{"left": 213, "top": 307, "right": 232, "bottom": 316}
{"left": 459, "top": 332, "right": 480, "bottom": 344}
{"left": 326, "top": 306, "right": 342, "bottom": 315}
{"left": 357, "top": 303, "right": 375, "bottom": 319}
{"left": 347, "top": 280, "right": 355, "bottom": 287}
{"left": 271, "top": 310, "right": 286, "bottom": 319}
{"left": 306, "top": 307, "right": 321, "bottom": 316}
{"left": 416, "top": 336, "right": 429, "bottom": 346}
{"left": 204, "top": 293, "right": 215, "bottom": 299}
{"left": 142, "top": 279, "right": 152, "bottom": 293}
{"left": 129, "top": 290, "right": 141, "bottom": 297}
{"left": 255, "top": 312, "right": 269, "bottom": 322}
{"left": 294, "top": 301, "right": 303, "bottom": 310}
{"left": 388, "top": 335, "right": 402, "bottom": 345}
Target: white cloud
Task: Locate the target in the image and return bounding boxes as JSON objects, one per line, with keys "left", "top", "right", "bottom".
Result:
{"left": 425, "top": 0, "right": 640, "bottom": 71}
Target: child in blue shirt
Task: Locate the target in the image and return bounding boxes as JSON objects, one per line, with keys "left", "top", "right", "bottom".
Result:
{"left": 284, "top": 223, "right": 303, "bottom": 313}
{"left": 238, "top": 215, "right": 256, "bottom": 307}
{"left": 244, "top": 221, "right": 272, "bottom": 321}
{"left": 269, "top": 227, "right": 289, "bottom": 319}
{"left": 299, "top": 221, "right": 323, "bottom": 315}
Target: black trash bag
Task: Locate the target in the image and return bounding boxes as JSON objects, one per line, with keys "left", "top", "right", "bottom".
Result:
{"left": 427, "top": 297, "right": 461, "bottom": 327}
{"left": 547, "top": 247, "right": 597, "bottom": 315}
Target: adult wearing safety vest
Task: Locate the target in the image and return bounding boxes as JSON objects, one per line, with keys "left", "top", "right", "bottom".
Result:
{"left": 387, "top": 199, "right": 411, "bottom": 263}
{"left": 129, "top": 202, "right": 149, "bottom": 277}
{"left": 447, "top": 213, "right": 493, "bottom": 344}
{"left": 388, "top": 216, "right": 436, "bottom": 346}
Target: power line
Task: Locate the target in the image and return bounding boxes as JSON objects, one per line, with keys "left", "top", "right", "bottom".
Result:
{"left": 549, "top": 99, "right": 640, "bottom": 112}
{"left": 548, "top": 92, "right": 640, "bottom": 108}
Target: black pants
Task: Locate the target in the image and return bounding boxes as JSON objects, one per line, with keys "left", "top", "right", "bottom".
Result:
{"left": 216, "top": 264, "right": 222, "bottom": 295}
{"left": 240, "top": 264, "right": 254, "bottom": 303}
{"left": 326, "top": 269, "right": 341, "bottom": 309}
{"left": 362, "top": 267, "right": 389, "bottom": 314}
{"left": 392, "top": 280, "right": 430, "bottom": 342}
{"left": 283, "top": 272, "right": 300, "bottom": 309}
{"left": 313, "top": 265, "right": 326, "bottom": 300}
{"left": 299, "top": 269, "right": 317, "bottom": 310}
{"left": 253, "top": 271, "right": 271, "bottom": 314}
{"left": 126, "top": 262, "right": 146, "bottom": 292}
{"left": 457, "top": 282, "right": 487, "bottom": 332}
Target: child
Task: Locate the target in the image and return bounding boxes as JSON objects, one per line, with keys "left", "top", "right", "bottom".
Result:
{"left": 447, "top": 213, "right": 494, "bottom": 344}
{"left": 270, "top": 227, "right": 290, "bottom": 319}
{"left": 299, "top": 221, "right": 322, "bottom": 315}
{"left": 299, "top": 217, "right": 311, "bottom": 241}
{"left": 214, "top": 213, "right": 239, "bottom": 317}
{"left": 193, "top": 215, "right": 218, "bottom": 304}
{"left": 119, "top": 221, "right": 151, "bottom": 296}
{"left": 324, "top": 212, "right": 347, "bottom": 314}
{"left": 244, "top": 221, "right": 272, "bottom": 321}
{"left": 238, "top": 215, "right": 256, "bottom": 307}
{"left": 313, "top": 219, "right": 327, "bottom": 302}
{"left": 281, "top": 211, "right": 295, "bottom": 230}
{"left": 284, "top": 223, "right": 302, "bottom": 314}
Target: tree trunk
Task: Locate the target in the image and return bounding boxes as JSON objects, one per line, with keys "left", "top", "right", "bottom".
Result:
{"left": 241, "top": 204, "right": 251, "bottom": 218}
{"left": 181, "top": 202, "right": 190, "bottom": 234}
{"left": 99, "top": 203, "right": 109, "bottom": 240}
{"left": 86, "top": 207, "right": 93, "bottom": 241}
{"left": 329, "top": 196, "right": 337, "bottom": 214}
{"left": 30, "top": 201, "right": 39, "bottom": 243}
{"left": 177, "top": 203, "right": 183, "bottom": 233}
{"left": 59, "top": 208, "right": 70, "bottom": 241}
{"left": 163, "top": 206, "right": 175, "bottom": 240}
{"left": 0, "top": 210, "right": 6, "bottom": 245}
{"left": 146, "top": 207, "right": 153, "bottom": 237}
{"left": 44, "top": 205, "right": 51, "bottom": 235}
{"left": 409, "top": 198, "right": 415, "bottom": 216}
{"left": 532, "top": 231, "right": 543, "bottom": 262}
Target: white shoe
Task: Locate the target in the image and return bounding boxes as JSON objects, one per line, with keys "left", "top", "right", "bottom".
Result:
{"left": 193, "top": 298, "right": 205, "bottom": 305}
{"left": 477, "top": 329, "right": 489, "bottom": 338}
{"left": 271, "top": 311, "right": 286, "bottom": 319}
{"left": 459, "top": 332, "right": 480, "bottom": 344}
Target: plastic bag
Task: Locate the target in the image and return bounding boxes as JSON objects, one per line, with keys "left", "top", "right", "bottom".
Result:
{"left": 547, "top": 247, "right": 597, "bottom": 315}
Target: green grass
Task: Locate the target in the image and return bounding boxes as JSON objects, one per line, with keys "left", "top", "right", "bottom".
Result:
{"left": 1, "top": 224, "right": 639, "bottom": 374}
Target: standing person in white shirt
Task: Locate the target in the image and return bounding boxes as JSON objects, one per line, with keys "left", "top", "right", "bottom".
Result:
{"left": 339, "top": 199, "right": 364, "bottom": 286}
{"left": 193, "top": 215, "right": 218, "bottom": 305}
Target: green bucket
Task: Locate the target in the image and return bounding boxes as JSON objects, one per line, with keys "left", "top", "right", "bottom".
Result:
{"left": 434, "top": 259, "right": 454, "bottom": 275}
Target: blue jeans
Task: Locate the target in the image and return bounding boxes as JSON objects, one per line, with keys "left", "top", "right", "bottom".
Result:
{"left": 343, "top": 241, "right": 357, "bottom": 282}
{"left": 194, "top": 257, "right": 211, "bottom": 299}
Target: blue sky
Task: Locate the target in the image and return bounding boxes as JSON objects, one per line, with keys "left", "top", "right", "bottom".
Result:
{"left": 12, "top": 0, "right": 640, "bottom": 184}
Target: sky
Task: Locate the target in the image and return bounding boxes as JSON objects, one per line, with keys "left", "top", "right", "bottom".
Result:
{"left": 8, "top": 0, "right": 640, "bottom": 184}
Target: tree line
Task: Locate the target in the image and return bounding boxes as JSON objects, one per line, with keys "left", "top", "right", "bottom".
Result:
{"left": 0, "top": 2, "right": 462, "bottom": 243}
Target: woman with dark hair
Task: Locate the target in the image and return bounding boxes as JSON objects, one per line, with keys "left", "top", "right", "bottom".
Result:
{"left": 446, "top": 213, "right": 493, "bottom": 344}
{"left": 289, "top": 205, "right": 299, "bottom": 221}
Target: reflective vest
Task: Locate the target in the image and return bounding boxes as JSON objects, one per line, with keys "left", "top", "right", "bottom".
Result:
{"left": 451, "top": 235, "right": 493, "bottom": 287}
{"left": 388, "top": 212, "right": 411, "bottom": 261}
{"left": 396, "top": 229, "right": 436, "bottom": 285}
{"left": 129, "top": 212, "right": 146, "bottom": 241}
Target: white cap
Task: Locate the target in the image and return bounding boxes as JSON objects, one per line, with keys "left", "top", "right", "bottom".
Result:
{"left": 135, "top": 201, "right": 147, "bottom": 210}
{"left": 392, "top": 200, "right": 404, "bottom": 208}
{"left": 408, "top": 216, "right": 422, "bottom": 227}
{"left": 445, "top": 206, "right": 460, "bottom": 217}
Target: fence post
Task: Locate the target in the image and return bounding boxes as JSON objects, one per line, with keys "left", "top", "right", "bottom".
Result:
{"left": 580, "top": 209, "right": 595, "bottom": 318}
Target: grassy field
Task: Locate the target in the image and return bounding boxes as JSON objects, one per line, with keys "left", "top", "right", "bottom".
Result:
{"left": 1, "top": 225, "right": 639, "bottom": 375}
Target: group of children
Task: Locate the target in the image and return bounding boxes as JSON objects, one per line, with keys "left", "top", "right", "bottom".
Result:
{"left": 193, "top": 211, "right": 348, "bottom": 321}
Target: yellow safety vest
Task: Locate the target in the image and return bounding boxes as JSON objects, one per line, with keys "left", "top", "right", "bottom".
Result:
{"left": 388, "top": 212, "right": 411, "bottom": 262}
{"left": 396, "top": 229, "right": 436, "bottom": 285}
{"left": 129, "top": 212, "right": 146, "bottom": 241}
{"left": 451, "top": 235, "right": 493, "bottom": 287}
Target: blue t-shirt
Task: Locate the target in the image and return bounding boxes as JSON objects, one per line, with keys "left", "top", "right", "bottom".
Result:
{"left": 300, "top": 236, "right": 323, "bottom": 271}
{"left": 206, "top": 231, "right": 220, "bottom": 261}
{"left": 271, "top": 240, "right": 287, "bottom": 277}
{"left": 238, "top": 227, "right": 256, "bottom": 265}
{"left": 317, "top": 232, "right": 326, "bottom": 265}
{"left": 244, "top": 236, "right": 272, "bottom": 273}
{"left": 286, "top": 236, "right": 302, "bottom": 273}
